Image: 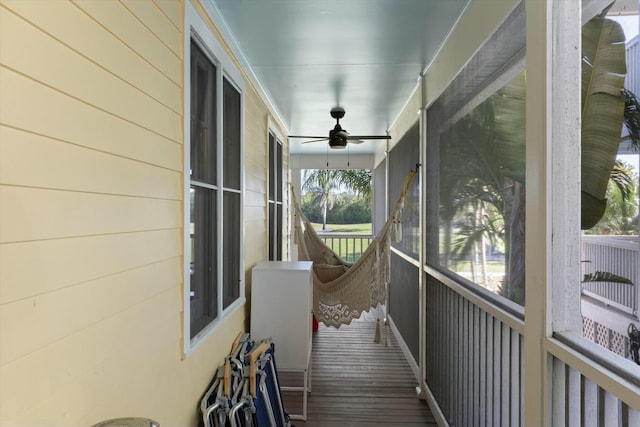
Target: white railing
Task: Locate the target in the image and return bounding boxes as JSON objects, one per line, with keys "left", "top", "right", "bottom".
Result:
{"left": 317, "top": 233, "right": 373, "bottom": 263}
{"left": 423, "top": 267, "right": 640, "bottom": 427}
{"left": 549, "top": 354, "right": 640, "bottom": 426}
{"left": 581, "top": 235, "right": 638, "bottom": 316}
{"left": 424, "top": 267, "right": 525, "bottom": 427}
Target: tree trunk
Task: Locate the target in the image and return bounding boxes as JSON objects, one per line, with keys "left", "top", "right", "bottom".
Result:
{"left": 322, "top": 202, "right": 328, "bottom": 230}
{"left": 507, "top": 181, "right": 526, "bottom": 304}
{"left": 478, "top": 204, "right": 489, "bottom": 286}
{"left": 443, "top": 219, "right": 452, "bottom": 268}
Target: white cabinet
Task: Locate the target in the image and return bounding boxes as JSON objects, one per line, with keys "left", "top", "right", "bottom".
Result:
{"left": 250, "top": 261, "right": 313, "bottom": 420}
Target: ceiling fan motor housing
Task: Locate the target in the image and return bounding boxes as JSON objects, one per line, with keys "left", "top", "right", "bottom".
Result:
{"left": 329, "top": 124, "right": 348, "bottom": 148}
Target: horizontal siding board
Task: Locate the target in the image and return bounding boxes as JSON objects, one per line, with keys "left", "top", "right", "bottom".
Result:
{"left": 1, "top": 0, "right": 181, "bottom": 112}
{"left": 153, "top": 0, "right": 183, "bottom": 30}
{"left": 0, "top": 127, "right": 181, "bottom": 200}
{"left": 245, "top": 170, "right": 267, "bottom": 194}
{"left": 0, "top": 229, "right": 181, "bottom": 304}
{"left": 0, "top": 70, "right": 182, "bottom": 171}
{"left": 0, "top": 186, "right": 181, "bottom": 243}
{"left": 244, "top": 206, "right": 266, "bottom": 223}
{"left": 244, "top": 233, "right": 267, "bottom": 264}
{"left": 244, "top": 189, "right": 266, "bottom": 207}
{"left": 0, "top": 258, "right": 180, "bottom": 365}
{"left": 0, "top": 8, "right": 181, "bottom": 142}
{"left": 245, "top": 156, "right": 268, "bottom": 179}
{"left": 120, "top": 0, "right": 181, "bottom": 57}
{"left": 0, "top": 285, "right": 181, "bottom": 423}
{"left": 72, "top": 0, "right": 182, "bottom": 84}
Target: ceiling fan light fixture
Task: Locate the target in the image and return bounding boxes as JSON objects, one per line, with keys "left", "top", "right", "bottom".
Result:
{"left": 328, "top": 139, "right": 347, "bottom": 149}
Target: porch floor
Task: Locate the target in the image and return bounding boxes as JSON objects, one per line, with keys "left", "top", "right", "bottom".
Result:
{"left": 280, "top": 317, "right": 436, "bottom": 427}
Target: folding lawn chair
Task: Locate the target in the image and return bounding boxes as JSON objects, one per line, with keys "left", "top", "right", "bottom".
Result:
{"left": 201, "top": 333, "right": 255, "bottom": 427}
{"left": 229, "top": 340, "right": 293, "bottom": 427}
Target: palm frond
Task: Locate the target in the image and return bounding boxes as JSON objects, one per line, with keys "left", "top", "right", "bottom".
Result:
{"left": 622, "top": 88, "right": 640, "bottom": 150}
{"left": 582, "top": 271, "right": 633, "bottom": 285}
{"left": 492, "top": 72, "right": 526, "bottom": 183}
{"left": 581, "top": 16, "right": 627, "bottom": 229}
{"left": 610, "top": 160, "right": 633, "bottom": 200}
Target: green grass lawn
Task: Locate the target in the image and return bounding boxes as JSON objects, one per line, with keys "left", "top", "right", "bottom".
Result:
{"left": 310, "top": 223, "right": 373, "bottom": 262}
{"left": 311, "top": 222, "right": 373, "bottom": 234}
{"left": 450, "top": 260, "right": 505, "bottom": 273}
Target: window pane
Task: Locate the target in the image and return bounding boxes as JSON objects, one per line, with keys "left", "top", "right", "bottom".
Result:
{"left": 223, "top": 78, "right": 241, "bottom": 190}
{"left": 268, "top": 133, "right": 275, "bottom": 201}
{"left": 268, "top": 201, "right": 275, "bottom": 260}
{"left": 223, "top": 191, "right": 241, "bottom": 308}
{"left": 190, "top": 41, "right": 216, "bottom": 185}
{"left": 190, "top": 186, "right": 217, "bottom": 337}
{"left": 276, "top": 203, "right": 283, "bottom": 261}
{"left": 276, "top": 140, "right": 283, "bottom": 202}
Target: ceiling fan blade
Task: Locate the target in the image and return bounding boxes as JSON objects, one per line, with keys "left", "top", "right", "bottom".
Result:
{"left": 345, "top": 135, "right": 391, "bottom": 140}
{"left": 348, "top": 139, "right": 364, "bottom": 144}
{"left": 289, "top": 135, "right": 326, "bottom": 139}
{"left": 301, "top": 138, "right": 330, "bottom": 144}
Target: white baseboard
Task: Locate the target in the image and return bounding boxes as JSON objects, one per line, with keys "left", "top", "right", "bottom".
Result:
{"left": 386, "top": 315, "right": 419, "bottom": 381}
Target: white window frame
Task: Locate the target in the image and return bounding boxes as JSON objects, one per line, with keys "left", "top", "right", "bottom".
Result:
{"left": 183, "top": 1, "right": 245, "bottom": 356}
{"left": 267, "top": 119, "right": 285, "bottom": 261}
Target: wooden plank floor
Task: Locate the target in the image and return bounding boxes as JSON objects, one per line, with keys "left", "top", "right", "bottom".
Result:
{"left": 279, "top": 318, "right": 437, "bottom": 427}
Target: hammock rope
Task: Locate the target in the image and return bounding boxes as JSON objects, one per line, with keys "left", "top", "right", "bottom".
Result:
{"left": 292, "top": 167, "right": 418, "bottom": 330}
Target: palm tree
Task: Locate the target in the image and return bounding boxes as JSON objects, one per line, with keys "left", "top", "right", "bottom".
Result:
{"left": 586, "top": 161, "right": 639, "bottom": 235}
{"left": 302, "top": 169, "right": 372, "bottom": 230}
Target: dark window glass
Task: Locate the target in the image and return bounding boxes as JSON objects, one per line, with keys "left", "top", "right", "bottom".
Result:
{"left": 223, "top": 78, "right": 241, "bottom": 190}
{"left": 268, "top": 202, "right": 275, "bottom": 260}
{"left": 223, "top": 191, "right": 241, "bottom": 308}
{"left": 268, "top": 133, "right": 275, "bottom": 200}
{"left": 276, "top": 141, "right": 283, "bottom": 202}
{"left": 190, "top": 186, "right": 217, "bottom": 337}
{"left": 267, "top": 131, "right": 283, "bottom": 260}
{"left": 190, "top": 41, "right": 216, "bottom": 185}
{"left": 276, "top": 203, "right": 283, "bottom": 261}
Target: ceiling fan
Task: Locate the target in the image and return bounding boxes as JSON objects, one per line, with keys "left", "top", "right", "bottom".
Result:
{"left": 289, "top": 107, "right": 391, "bottom": 149}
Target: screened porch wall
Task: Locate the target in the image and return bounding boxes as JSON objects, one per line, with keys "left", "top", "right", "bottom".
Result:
{"left": 389, "top": 253, "right": 421, "bottom": 362}
{"left": 384, "top": 0, "right": 640, "bottom": 425}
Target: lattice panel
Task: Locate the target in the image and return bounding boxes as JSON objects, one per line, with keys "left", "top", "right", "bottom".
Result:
{"left": 583, "top": 316, "right": 596, "bottom": 341}
{"left": 610, "top": 330, "right": 628, "bottom": 358}
{"left": 596, "top": 323, "right": 609, "bottom": 347}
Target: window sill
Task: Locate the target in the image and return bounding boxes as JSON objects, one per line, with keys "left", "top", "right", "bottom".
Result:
{"left": 182, "top": 296, "right": 245, "bottom": 359}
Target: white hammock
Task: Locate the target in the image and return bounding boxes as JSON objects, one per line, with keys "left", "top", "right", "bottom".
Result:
{"left": 293, "top": 169, "right": 417, "bottom": 329}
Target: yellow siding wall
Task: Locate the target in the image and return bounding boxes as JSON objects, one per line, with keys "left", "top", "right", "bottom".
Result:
{"left": 0, "top": 0, "right": 282, "bottom": 425}
{"left": 242, "top": 87, "right": 290, "bottom": 327}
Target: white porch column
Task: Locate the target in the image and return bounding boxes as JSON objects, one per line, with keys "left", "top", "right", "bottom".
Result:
{"left": 524, "top": 0, "right": 582, "bottom": 425}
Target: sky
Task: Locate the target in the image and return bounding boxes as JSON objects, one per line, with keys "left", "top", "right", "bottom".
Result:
{"left": 610, "top": 14, "right": 639, "bottom": 39}
{"left": 611, "top": 14, "right": 639, "bottom": 175}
